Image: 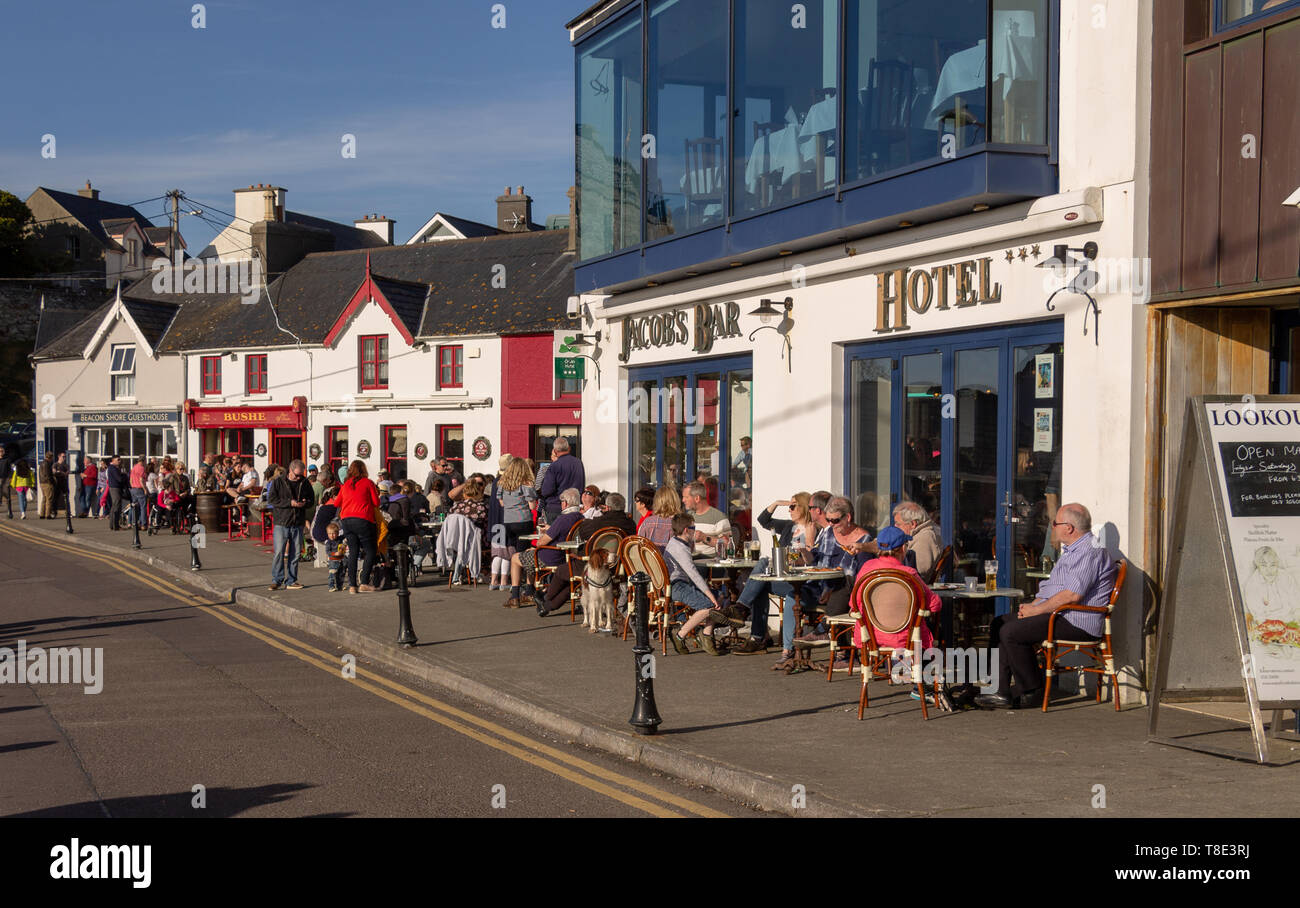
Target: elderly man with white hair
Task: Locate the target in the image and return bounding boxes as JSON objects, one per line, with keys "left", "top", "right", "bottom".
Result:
{"left": 502, "top": 487, "right": 585, "bottom": 612}
{"left": 892, "top": 500, "right": 942, "bottom": 581}
{"left": 976, "top": 503, "right": 1117, "bottom": 710}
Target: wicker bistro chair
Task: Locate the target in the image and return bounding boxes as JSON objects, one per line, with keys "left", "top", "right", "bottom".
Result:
{"left": 1039, "top": 559, "right": 1127, "bottom": 712}
{"left": 532, "top": 520, "right": 582, "bottom": 599}
{"left": 854, "top": 568, "right": 944, "bottom": 720}
{"left": 619, "top": 536, "right": 672, "bottom": 654}
{"left": 567, "top": 527, "right": 626, "bottom": 623}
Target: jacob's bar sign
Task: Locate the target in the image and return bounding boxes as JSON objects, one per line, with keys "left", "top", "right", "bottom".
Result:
{"left": 875, "top": 256, "right": 1001, "bottom": 334}
{"left": 620, "top": 301, "right": 742, "bottom": 361}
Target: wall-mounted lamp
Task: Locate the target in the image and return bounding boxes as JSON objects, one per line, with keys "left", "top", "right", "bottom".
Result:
{"left": 747, "top": 297, "right": 794, "bottom": 370}
{"left": 223, "top": 350, "right": 237, "bottom": 361}
{"left": 564, "top": 331, "right": 602, "bottom": 349}
{"left": 1037, "top": 242, "right": 1101, "bottom": 345}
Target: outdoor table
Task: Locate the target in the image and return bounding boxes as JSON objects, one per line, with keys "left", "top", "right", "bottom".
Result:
{"left": 556, "top": 540, "right": 581, "bottom": 551}
{"left": 933, "top": 585, "right": 1025, "bottom": 647}
{"left": 701, "top": 559, "right": 760, "bottom": 569}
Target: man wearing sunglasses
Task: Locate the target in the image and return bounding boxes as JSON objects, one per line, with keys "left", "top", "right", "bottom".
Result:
{"left": 975, "top": 503, "right": 1118, "bottom": 710}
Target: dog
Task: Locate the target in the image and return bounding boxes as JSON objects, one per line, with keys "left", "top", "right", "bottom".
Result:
{"left": 580, "top": 548, "right": 616, "bottom": 634}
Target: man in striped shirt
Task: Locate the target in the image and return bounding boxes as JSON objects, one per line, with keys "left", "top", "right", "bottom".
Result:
{"left": 976, "top": 503, "right": 1118, "bottom": 710}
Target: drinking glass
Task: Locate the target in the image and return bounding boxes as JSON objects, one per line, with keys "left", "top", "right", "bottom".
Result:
{"left": 984, "top": 559, "right": 998, "bottom": 592}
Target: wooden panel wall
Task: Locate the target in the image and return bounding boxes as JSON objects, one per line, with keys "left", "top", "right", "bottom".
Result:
{"left": 1161, "top": 308, "right": 1270, "bottom": 555}
{"left": 1259, "top": 20, "right": 1300, "bottom": 282}
{"left": 1179, "top": 50, "right": 1222, "bottom": 291}
{"left": 1218, "top": 34, "right": 1263, "bottom": 287}
{"left": 1150, "top": 7, "right": 1300, "bottom": 297}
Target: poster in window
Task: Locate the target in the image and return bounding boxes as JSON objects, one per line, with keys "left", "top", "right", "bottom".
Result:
{"left": 1033, "top": 407, "right": 1053, "bottom": 452}
{"left": 1034, "top": 353, "right": 1055, "bottom": 398}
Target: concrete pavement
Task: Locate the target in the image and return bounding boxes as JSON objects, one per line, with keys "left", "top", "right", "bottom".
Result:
{"left": 10, "top": 514, "right": 1300, "bottom": 817}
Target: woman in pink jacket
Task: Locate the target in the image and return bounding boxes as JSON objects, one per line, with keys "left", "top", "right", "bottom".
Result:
{"left": 852, "top": 525, "right": 942, "bottom": 655}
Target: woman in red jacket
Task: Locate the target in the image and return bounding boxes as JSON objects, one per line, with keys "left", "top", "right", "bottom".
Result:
{"left": 335, "top": 459, "right": 380, "bottom": 593}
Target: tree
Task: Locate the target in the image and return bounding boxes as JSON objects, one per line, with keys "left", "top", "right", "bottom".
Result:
{"left": 0, "top": 190, "right": 34, "bottom": 277}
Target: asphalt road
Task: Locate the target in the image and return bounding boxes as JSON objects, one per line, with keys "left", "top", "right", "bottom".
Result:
{"left": 0, "top": 525, "right": 760, "bottom": 818}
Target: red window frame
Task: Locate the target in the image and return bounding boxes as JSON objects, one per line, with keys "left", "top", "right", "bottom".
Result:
{"left": 201, "top": 356, "right": 222, "bottom": 396}
{"left": 246, "top": 354, "right": 268, "bottom": 394}
{"left": 437, "top": 344, "right": 463, "bottom": 389}
{"left": 439, "top": 425, "right": 464, "bottom": 473}
{"left": 326, "top": 426, "right": 348, "bottom": 479}
{"left": 359, "top": 335, "right": 388, "bottom": 390}
{"left": 382, "top": 424, "right": 408, "bottom": 482}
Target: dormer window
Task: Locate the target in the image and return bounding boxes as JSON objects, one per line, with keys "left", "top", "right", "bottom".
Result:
{"left": 110, "top": 344, "right": 136, "bottom": 400}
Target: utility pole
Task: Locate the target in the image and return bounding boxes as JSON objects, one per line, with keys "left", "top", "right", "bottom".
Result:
{"left": 165, "top": 189, "right": 182, "bottom": 259}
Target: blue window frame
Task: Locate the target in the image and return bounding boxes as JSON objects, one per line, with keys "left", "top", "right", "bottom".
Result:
{"left": 627, "top": 353, "right": 753, "bottom": 522}
{"left": 1215, "top": 0, "right": 1300, "bottom": 32}
{"left": 844, "top": 320, "right": 1064, "bottom": 616}
{"left": 572, "top": 0, "right": 1059, "bottom": 292}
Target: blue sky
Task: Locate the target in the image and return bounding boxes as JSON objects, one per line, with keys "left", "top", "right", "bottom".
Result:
{"left": 0, "top": 0, "right": 582, "bottom": 252}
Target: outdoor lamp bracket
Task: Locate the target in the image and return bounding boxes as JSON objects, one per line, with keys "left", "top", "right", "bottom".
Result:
{"left": 559, "top": 332, "right": 602, "bottom": 383}
{"left": 747, "top": 297, "right": 794, "bottom": 371}
{"left": 1038, "top": 243, "right": 1101, "bottom": 345}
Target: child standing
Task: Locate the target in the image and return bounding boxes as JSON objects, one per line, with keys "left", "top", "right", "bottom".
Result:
{"left": 325, "top": 522, "right": 347, "bottom": 592}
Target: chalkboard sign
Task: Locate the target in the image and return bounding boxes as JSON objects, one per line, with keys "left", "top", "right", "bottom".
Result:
{"left": 1218, "top": 441, "right": 1300, "bottom": 517}
{"left": 1150, "top": 395, "right": 1300, "bottom": 764}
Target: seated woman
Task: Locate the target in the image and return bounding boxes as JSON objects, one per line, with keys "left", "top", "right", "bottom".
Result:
{"left": 731, "top": 493, "right": 817, "bottom": 655}
{"left": 851, "top": 525, "right": 942, "bottom": 679}
{"left": 156, "top": 485, "right": 182, "bottom": 533}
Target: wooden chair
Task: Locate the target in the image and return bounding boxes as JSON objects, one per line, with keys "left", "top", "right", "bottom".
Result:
{"left": 752, "top": 120, "right": 786, "bottom": 207}
{"left": 855, "top": 568, "right": 944, "bottom": 720}
{"left": 570, "top": 527, "right": 626, "bottom": 623}
{"left": 619, "top": 536, "right": 672, "bottom": 654}
{"left": 928, "top": 544, "right": 953, "bottom": 584}
{"left": 533, "top": 520, "right": 581, "bottom": 596}
{"left": 1039, "top": 559, "right": 1127, "bottom": 712}
{"left": 683, "top": 137, "right": 723, "bottom": 230}
{"left": 861, "top": 58, "right": 913, "bottom": 175}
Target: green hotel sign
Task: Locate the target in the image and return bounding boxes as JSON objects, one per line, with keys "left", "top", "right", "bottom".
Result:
{"left": 554, "top": 356, "right": 585, "bottom": 381}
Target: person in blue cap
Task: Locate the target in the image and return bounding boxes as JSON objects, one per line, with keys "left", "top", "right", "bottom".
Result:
{"left": 851, "top": 524, "right": 942, "bottom": 659}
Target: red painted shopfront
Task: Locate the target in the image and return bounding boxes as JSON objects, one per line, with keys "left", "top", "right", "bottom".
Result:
{"left": 186, "top": 397, "right": 307, "bottom": 464}
{"left": 500, "top": 336, "right": 582, "bottom": 463}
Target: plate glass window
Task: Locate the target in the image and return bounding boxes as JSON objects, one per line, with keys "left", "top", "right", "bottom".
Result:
{"left": 246, "top": 354, "right": 268, "bottom": 394}
{"left": 109, "top": 344, "right": 135, "bottom": 401}
{"left": 201, "top": 355, "right": 221, "bottom": 396}
{"left": 1218, "top": 0, "right": 1300, "bottom": 30}
{"left": 576, "top": 9, "right": 642, "bottom": 258}
{"left": 733, "top": 0, "right": 838, "bottom": 216}
{"left": 646, "top": 0, "right": 728, "bottom": 240}
{"left": 359, "top": 335, "right": 388, "bottom": 390}
{"left": 438, "top": 345, "right": 463, "bottom": 389}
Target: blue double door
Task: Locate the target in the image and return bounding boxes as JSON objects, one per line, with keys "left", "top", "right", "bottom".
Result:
{"left": 845, "top": 321, "right": 1064, "bottom": 598}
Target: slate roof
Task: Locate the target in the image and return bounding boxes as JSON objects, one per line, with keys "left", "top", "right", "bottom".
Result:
{"left": 32, "top": 229, "right": 575, "bottom": 357}
{"left": 36, "top": 188, "right": 156, "bottom": 249}
{"left": 31, "top": 301, "right": 114, "bottom": 359}
{"left": 285, "top": 210, "right": 389, "bottom": 251}
{"left": 121, "top": 298, "right": 180, "bottom": 349}
{"left": 434, "top": 213, "right": 500, "bottom": 239}
{"left": 370, "top": 275, "right": 430, "bottom": 339}
{"left": 34, "top": 306, "right": 102, "bottom": 354}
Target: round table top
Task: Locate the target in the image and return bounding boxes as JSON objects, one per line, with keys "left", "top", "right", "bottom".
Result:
{"left": 933, "top": 586, "right": 1025, "bottom": 599}
{"left": 556, "top": 541, "right": 582, "bottom": 550}
{"left": 702, "top": 559, "right": 761, "bottom": 569}
{"left": 518, "top": 534, "right": 541, "bottom": 541}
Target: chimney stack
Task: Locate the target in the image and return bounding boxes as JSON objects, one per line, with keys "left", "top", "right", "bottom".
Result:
{"left": 354, "top": 214, "right": 395, "bottom": 245}
{"left": 566, "top": 186, "right": 577, "bottom": 254}
{"left": 496, "top": 185, "right": 534, "bottom": 233}
{"left": 78, "top": 181, "right": 99, "bottom": 200}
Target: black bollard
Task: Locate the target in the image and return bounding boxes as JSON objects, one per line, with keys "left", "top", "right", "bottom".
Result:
{"left": 65, "top": 507, "right": 74, "bottom": 535}
{"left": 132, "top": 512, "right": 142, "bottom": 550}
{"left": 628, "top": 571, "right": 663, "bottom": 735}
{"left": 190, "top": 523, "right": 203, "bottom": 571}
{"left": 393, "top": 542, "right": 418, "bottom": 647}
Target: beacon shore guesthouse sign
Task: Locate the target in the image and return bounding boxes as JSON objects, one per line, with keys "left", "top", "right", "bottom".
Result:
{"left": 619, "top": 301, "right": 743, "bottom": 361}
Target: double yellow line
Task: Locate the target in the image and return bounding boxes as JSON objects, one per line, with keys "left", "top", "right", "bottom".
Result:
{"left": 0, "top": 524, "right": 730, "bottom": 818}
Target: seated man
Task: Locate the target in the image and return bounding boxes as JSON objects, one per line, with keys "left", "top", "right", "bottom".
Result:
{"left": 975, "top": 503, "right": 1118, "bottom": 710}
{"left": 501, "top": 487, "right": 583, "bottom": 613}
{"left": 892, "top": 500, "right": 943, "bottom": 582}
{"left": 682, "top": 480, "right": 730, "bottom": 558}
